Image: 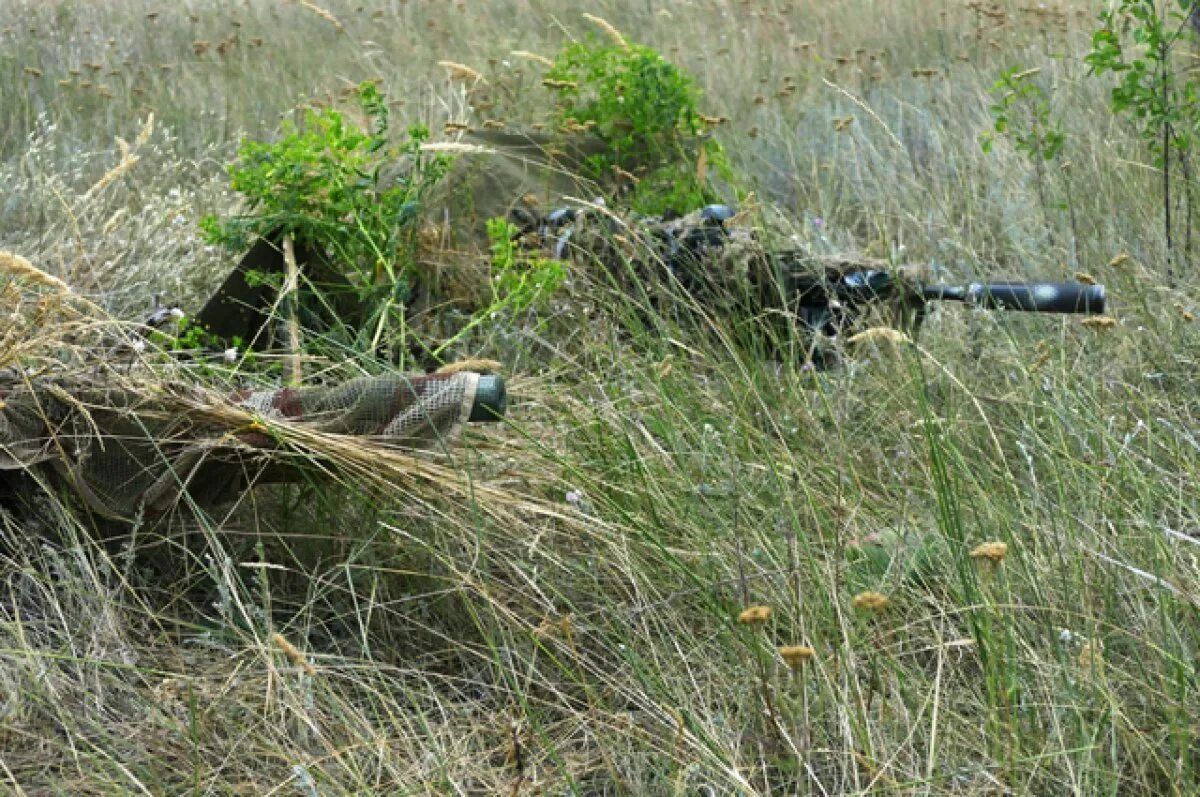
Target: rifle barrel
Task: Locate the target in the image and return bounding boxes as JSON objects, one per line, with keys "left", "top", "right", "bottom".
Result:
{"left": 922, "top": 282, "right": 1106, "bottom": 314}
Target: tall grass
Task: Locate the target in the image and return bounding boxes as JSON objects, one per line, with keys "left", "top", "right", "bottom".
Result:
{"left": 2, "top": 0, "right": 1198, "bottom": 794}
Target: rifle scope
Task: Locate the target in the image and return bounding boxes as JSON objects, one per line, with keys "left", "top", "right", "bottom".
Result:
{"left": 921, "top": 282, "right": 1106, "bottom": 314}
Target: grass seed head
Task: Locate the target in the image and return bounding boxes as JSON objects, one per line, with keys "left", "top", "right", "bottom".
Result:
{"left": 847, "top": 327, "right": 910, "bottom": 346}
{"left": 271, "top": 632, "right": 317, "bottom": 676}
{"left": 582, "top": 13, "right": 629, "bottom": 50}
{"left": 0, "top": 252, "right": 70, "bottom": 293}
{"left": 297, "top": 0, "right": 344, "bottom": 31}
{"left": 511, "top": 50, "right": 554, "bottom": 68}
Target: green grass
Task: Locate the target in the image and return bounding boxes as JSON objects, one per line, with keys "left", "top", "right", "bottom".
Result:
{"left": 2, "top": 0, "right": 1199, "bottom": 794}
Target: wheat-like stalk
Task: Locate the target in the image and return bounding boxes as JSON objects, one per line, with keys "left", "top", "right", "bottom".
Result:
{"left": 582, "top": 14, "right": 629, "bottom": 50}
{"left": 0, "top": 251, "right": 70, "bottom": 293}
{"left": 847, "top": 326, "right": 910, "bottom": 345}
{"left": 271, "top": 633, "right": 317, "bottom": 676}
{"left": 296, "top": 0, "right": 344, "bottom": 31}
{"left": 78, "top": 114, "right": 155, "bottom": 205}
{"left": 511, "top": 50, "right": 554, "bottom": 68}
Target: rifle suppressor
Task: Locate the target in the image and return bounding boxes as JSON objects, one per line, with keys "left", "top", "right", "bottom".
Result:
{"left": 921, "top": 282, "right": 1105, "bottom": 314}
{"left": 469, "top": 375, "right": 507, "bottom": 422}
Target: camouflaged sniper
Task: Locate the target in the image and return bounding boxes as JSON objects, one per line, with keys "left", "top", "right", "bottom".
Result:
{"left": 0, "top": 370, "right": 496, "bottom": 521}
{"left": 511, "top": 201, "right": 1105, "bottom": 344}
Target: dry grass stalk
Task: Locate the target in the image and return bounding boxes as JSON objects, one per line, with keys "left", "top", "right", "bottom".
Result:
{"left": 271, "top": 633, "right": 318, "bottom": 676}
{"left": 78, "top": 113, "right": 154, "bottom": 205}
{"left": 437, "top": 358, "right": 503, "bottom": 375}
{"left": 296, "top": 0, "right": 344, "bottom": 32}
{"left": 420, "top": 142, "right": 493, "bottom": 154}
{"left": 847, "top": 327, "right": 910, "bottom": 346}
{"left": 282, "top": 236, "right": 303, "bottom": 386}
{"left": 511, "top": 50, "right": 554, "bottom": 68}
{"left": 582, "top": 14, "right": 629, "bottom": 50}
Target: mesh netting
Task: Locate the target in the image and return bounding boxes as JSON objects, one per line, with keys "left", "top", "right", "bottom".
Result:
{"left": 0, "top": 371, "right": 480, "bottom": 520}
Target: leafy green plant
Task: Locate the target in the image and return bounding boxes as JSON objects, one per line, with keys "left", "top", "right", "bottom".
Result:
{"left": 980, "top": 66, "right": 1077, "bottom": 260}
{"left": 980, "top": 67, "right": 1065, "bottom": 206}
{"left": 486, "top": 218, "right": 567, "bottom": 312}
{"left": 200, "top": 82, "right": 453, "bottom": 356}
{"left": 1085, "top": 0, "right": 1200, "bottom": 275}
{"left": 543, "top": 34, "right": 731, "bottom": 214}
{"left": 430, "top": 218, "right": 566, "bottom": 356}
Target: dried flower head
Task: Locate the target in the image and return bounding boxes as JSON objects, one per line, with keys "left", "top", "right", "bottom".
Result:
{"left": 737, "top": 605, "right": 772, "bottom": 625}
{"left": 779, "top": 645, "right": 815, "bottom": 670}
{"left": 1081, "top": 316, "right": 1117, "bottom": 330}
{"left": 852, "top": 591, "right": 891, "bottom": 613}
{"left": 969, "top": 541, "right": 1008, "bottom": 563}
{"left": 1074, "top": 272, "right": 1096, "bottom": 285}
{"left": 1107, "top": 253, "right": 1129, "bottom": 269}
{"left": 438, "top": 60, "right": 484, "bottom": 83}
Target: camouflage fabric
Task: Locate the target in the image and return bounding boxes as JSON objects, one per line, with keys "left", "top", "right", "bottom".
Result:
{"left": 0, "top": 371, "right": 481, "bottom": 520}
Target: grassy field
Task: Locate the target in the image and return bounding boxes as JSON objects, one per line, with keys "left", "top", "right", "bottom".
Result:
{"left": 2, "top": 0, "right": 1199, "bottom": 794}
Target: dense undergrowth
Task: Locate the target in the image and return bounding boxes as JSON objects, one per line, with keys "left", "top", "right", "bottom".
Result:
{"left": 1, "top": 1, "right": 1199, "bottom": 794}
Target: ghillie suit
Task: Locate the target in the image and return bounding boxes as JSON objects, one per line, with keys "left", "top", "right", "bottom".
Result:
{"left": 0, "top": 369, "right": 500, "bottom": 522}
{"left": 0, "top": 258, "right": 505, "bottom": 527}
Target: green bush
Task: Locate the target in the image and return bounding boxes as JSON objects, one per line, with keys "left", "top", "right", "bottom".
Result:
{"left": 544, "top": 34, "right": 731, "bottom": 214}
{"left": 200, "top": 82, "right": 453, "bottom": 356}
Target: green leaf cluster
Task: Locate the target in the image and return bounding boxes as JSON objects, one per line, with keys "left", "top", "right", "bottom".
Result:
{"left": 200, "top": 82, "right": 453, "bottom": 355}
{"left": 544, "top": 35, "right": 729, "bottom": 214}
{"left": 980, "top": 66, "right": 1064, "bottom": 162}
{"left": 486, "top": 217, "right": 566, "bottom": 313}
{"left": 1084, "top": 0, "right": 1199, "bottom": 165}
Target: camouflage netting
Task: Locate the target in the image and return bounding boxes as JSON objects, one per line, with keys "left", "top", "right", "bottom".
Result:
{"left": 0, "top": 370, "right": 481, "bottom": 520}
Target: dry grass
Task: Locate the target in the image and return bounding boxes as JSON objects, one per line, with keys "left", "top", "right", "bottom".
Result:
{"left": 2, "top": 0, "right": 1199, "bottom": 794}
